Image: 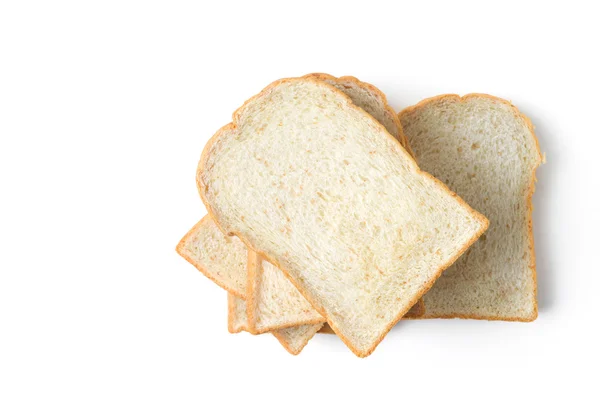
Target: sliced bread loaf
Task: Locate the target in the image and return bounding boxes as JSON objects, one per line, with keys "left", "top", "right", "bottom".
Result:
{"left": 399, "top": 94, "right": 542, "bottom": 320}
{"left": 198, "top": 78, "right": 488, "bottom": 356}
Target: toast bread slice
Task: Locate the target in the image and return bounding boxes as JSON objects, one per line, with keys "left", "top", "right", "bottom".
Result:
{"left": 177, "top": 216, "right": 247, "bottom": 298}
{"left": 246, "top": 74, "right": 423, "bottom": 333}
{"left": 399, "top": 94, "right": 542, "bottom": 320}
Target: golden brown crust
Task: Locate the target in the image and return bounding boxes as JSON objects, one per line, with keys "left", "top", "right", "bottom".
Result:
{"left": 197, "top": 77, "right": 489, "bottom": 357}
{"left": 399, "top": 93, "right": 542, "bottom": 321}
{"left": 175, "top": 215, "right": 246, "bottom": 299}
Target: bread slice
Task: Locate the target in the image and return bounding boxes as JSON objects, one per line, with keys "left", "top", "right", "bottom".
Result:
{"left": 399, "top": 94, "right": 542, "bottom": 320}
{"left": 177, "top": 215, "right": 247, "bottom": 298}
{"left": 198, "top": 78, "right": 489, "bottom": 356}
{"left": 227, "top": 293, "right": 323, "bottom": 355}
{"left": 246, "top": 74, "right": 423, "bottom": 333}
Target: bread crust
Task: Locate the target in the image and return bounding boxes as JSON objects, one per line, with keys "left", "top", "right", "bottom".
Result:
{"left": 399, "top": 93, "right": 542, "bottom": 322}
{"left": 176, "top": 215, "right": 246, "bottom": 299}
{"left": 198, "top": 78, "right": 489, "bottom": 357}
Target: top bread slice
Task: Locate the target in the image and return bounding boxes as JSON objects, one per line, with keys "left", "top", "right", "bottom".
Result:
{"left": 399, "top": 94, "right": 542, "bottom": 320}
{"left": 246, "top": 74, "right": 422, "bottom": 333}
{"left": 197, "top": 78, "right": 489, "bottom": 357}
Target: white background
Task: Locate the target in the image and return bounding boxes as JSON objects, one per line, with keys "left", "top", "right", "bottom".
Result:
{"left": 1, "top": 1, "right": 597, "bottom": 398}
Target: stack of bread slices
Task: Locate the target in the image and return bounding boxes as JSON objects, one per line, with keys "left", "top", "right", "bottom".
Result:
{"left": 177, "top": 73, "right": 542, "bottom": 357}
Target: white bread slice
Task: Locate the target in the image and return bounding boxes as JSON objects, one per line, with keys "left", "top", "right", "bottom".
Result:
{"left": 198, "top": 78, "right": 489, "bottom": 356}
{"left": 399, "top": 94, "right": 542, "bottom": 320}
{"left": 227, "top": 293, "right": 323, "bottom": 355}
{"left": 176, "top": 216, "right": 247, "bottom": 298}
{"left": 246, "top": 74, "right": 422, "bottom": 333}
